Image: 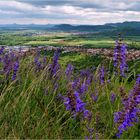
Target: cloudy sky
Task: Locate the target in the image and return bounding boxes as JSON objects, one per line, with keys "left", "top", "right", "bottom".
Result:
{"left": 0, "top": 0, "right": 140, "bottom": 25}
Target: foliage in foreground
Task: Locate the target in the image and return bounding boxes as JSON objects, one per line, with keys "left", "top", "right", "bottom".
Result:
{"left": 0, "top": 44, "right": 140, "bottom": 139}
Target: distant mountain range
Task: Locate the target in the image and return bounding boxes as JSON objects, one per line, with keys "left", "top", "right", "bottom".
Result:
{"left": 0, "top": 21, "right": 140, "bottom": 36}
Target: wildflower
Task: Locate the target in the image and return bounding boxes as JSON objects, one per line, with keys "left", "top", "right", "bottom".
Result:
{"left": 90, "top": 89, "right": 98, "bottom": 102}
{"left": 113, "top": 41, "right": 119, "bottom": 68}
{"left": 80, "top": 69, "right": 90, "bottom": 78}
{"left": 86, "top": 74, "right": 94, "bottom": 86}
{"left": 12, "top": 60, "right": 19, "bottom": 81}
{"left": 53, "top": 49, "right": 60, "bottom": 65}
{"left": 85, "top": 126, "right": 94, "bottom": 140}
{"left": 55, "top": 93, "right": 64, "bottom": 101}
{"left": 9, "top": 50, "right": 16, "bottom": 61}
{"left": 91, "top": 94, "right": 98, "bottom": 102}
{"left": 34, "top": 54, "right": 47, "bottom": 70}
{"left": 84, "top": 110, "right": 92, "bottom": 121}
{"left": 49, "top": 49, "right": 60, "bottom": 77}
{"left": 74, "top": 91, "right": 85, "bottom": 112}
{"left": 114, "top": 75, "right": 140, "bottom": 138}
{"left": 72, "top": 72, "right": 93, "bottom": 95}
{"left": 65, "top": 64, "right": 73, "bottom": 79}
{"left": 72, "top": 78, "right": 80, "bottom": 90}
{"left": 113, "top": 40, "right": 128, "bottom": 77}
{"left": 78, "top": 82, "right": 88, "bottom": 94}
{"left": 3, "top": 54, "right": 12, "bottom": 79}
{"left": 64, "top": 91, "right": 85, "bottom": 115}
{"left": 120, "top": 44, "right": 127, "bottom": 77}
{"left": 110, "top": 93, "right": 116, "bottom": 103}
{"left": 85, "top": 111, "right": 94, "bottom": 139}
{"left": 0, "top": 46, "right": 4, "bottom": 55}
{"left": 42, "top": 56, "right": 47, "bottom": 64}
{"left": 99, "top": 65, "right": 105, "bottom": 84}
{"left": 34, "top": 56, "right": 41, "bottom": 69}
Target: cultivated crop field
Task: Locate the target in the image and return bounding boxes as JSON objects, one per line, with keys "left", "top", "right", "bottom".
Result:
{"left": 0, "top": 31, "right": 140, "bottom": 49}
{"left": 1, "top": 33, "right": 140, "bottom": 139}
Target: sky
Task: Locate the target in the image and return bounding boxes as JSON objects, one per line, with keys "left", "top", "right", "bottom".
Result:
{"left": 0, "top": 0, "right": 140, "bottom": 25}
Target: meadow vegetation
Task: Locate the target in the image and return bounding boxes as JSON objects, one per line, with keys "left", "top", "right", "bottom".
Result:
{"left": 1, "top": 37, "right": 140, "bottom": 139}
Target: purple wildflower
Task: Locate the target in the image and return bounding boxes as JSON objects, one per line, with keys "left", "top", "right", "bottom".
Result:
{"left": 0, "top": 46, "right": 4, "bottom": 55}
{"left": 34, "top": 56, "right": 41, "bottom": 69}
{"left": 34, "top": 54, "right": 47, "bottom": 70}
{"left": 78, "top": 82, "right": 88, "bottom": 94}
{"left": 84, "top": 110, "right": 92, "bottom": 121}
{"left": 9, "top": 50, "right": 16, "bottom": 61}
{"left": 49, "top": 50, "right": 60, "bottom": 77}
{"left": 99, "top": 65, "right": 105, "bottom": 84}
{"left": 90, "top": 89, "right": 98, "bottom": 102}
{"left": 114, "top": 75, "right": 140, "bottom": 137}
{"left": 113, "top": 41, "right": 119, "bottom": 68}
{"left": 113, "top": 40, "right": 128, "bottom": 77}
{"left": 85, "top": 126, "right": 94, "bottom": 140}
{"left": 72, "top": 73, "right": 93, "bottom": 95}
{"left": 86, "top": 74, "right": 94, "bottom": 86}
{"left": 64, "top": 91, "right": 85, "bottom": 116}
{"left": 42, "top": 56, "right": 47, "bottom": 64}
{"left": 0, "top": 50, "right": 19, "bottom": 81}
{"left": 72, "top": 78, "right": 80, "bottom": 90}
{"left": 74, "top": 91, "right": 85, "bottom": 112}
{"left": 64, "top": 97, "right": 71, "bottom": 111}
{"left": 55, "top": 93, "right": 64, "bottom": 101}
{"left": 65, "top": 64, "right": 73, "bottom": 80}
{"left": 110, "top": 93, "right": 116, "bottom": 103}
{"left": 91, "top": 94, "right": 98, "bottom": 102}
{"left": 120, "top": 44, "right": 127, "bottom": 77}
{"left": 12, "top": 60, "right": 19, "bottom": 81}
{"left": 80, "top": 69, "right": 90, "bottom": 78}
{"left": 53, "top": 49, "right": 60, "bottom": 65}
{"left": 3, "top": 54, "right": 12, "bottom": 79}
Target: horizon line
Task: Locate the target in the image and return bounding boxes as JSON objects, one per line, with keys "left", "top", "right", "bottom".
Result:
{"left": 0, "top": 21, "right": 140, "bottom": 26}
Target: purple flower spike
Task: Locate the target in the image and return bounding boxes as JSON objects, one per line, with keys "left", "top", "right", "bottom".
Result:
{"left": 65, "top": 64, "right": 73, "bottom": 79}
{"left": 64, "top": 91, "right": 86, "bottom": 116}
{"left": 113, "top": 40, "right": 128, "bottom": 77}
{"left": 120, "top": 44, "right": 127, "bottom": 77}
{"left": 0, "top": 46, "right": 4, "bottom": 55}
{"left": 114, "top": 75, "right": 140, "bottom": 137}
{"left": 99, "top": 65, "right": 105, "bottom": 84}
{"left": 49, "top": 50, "right": 61, "bottom": 77}
{"left": 110, "top": 93, "right": 116, "bottom": 103}
{"left": 12, "top": 60, "right": 19, "bottom": 81}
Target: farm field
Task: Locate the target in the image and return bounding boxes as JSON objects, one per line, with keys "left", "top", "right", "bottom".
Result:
{"left": 0, "top": 30, "right": 140, "bottom": 49}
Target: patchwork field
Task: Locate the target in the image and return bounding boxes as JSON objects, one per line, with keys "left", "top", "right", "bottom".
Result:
{"left": 0, "top": 31, "right": 140, "bottom": 49}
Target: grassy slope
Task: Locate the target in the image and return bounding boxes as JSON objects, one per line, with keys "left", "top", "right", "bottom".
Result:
{"left": 1, "top": 51, "right": 140, "bottom": 139}
{"left": 1, "top": 53, "right": 140, "bottom": 139}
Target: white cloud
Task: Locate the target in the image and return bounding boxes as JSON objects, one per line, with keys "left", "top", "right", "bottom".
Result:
{"left": 0, "top": 0, "right": 139, "bottom": 24}
{"left": 0, "top": 0, "right": 36, "bottom": 11}
{"left": 0, "top": 9, "right": 20, "bottom": 15}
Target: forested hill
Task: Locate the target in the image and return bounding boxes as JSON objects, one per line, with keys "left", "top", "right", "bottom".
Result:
{"left": 0, "top": 21, "right": 140, "bottom": 36}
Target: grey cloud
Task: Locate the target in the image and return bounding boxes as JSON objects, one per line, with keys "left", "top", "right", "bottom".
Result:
{"left": 0, "top": 0, "right": 140, "bottom": 24}
{"left": 17, "top": 0, "right": 71, "bottom": 7}
{"left": 16, "top": 0, "right": 140, "bottom": 11}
